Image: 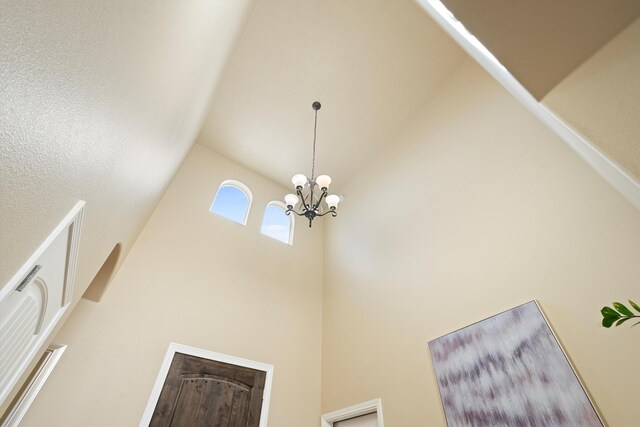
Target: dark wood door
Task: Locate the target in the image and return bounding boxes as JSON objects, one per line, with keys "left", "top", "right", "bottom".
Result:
{"left": 149, "top": 352, "right": 267, "bottom": 427}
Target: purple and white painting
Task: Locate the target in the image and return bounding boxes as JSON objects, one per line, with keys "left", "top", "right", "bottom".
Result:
{"left": 428, "top": 301, "right": 603, "bottom": 427}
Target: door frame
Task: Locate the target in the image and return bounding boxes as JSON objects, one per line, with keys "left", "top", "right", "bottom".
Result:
{"left": 321, "top": 399, "right": 384, "bottom": 427}
{"left": 139, "top": 342, "right": 274, "bottom": 427}
{"left": 1, "top": 343, "right": 67, "bottom": 427}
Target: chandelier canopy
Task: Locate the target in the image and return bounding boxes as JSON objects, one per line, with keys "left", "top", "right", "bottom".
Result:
{"left": 284, "top": 101, "right": 340, "bottom": 228}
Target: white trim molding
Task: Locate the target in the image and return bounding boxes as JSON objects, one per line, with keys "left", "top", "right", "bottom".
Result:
{"left": 0, "top": 344, "right": 67, "bottom": 427}
{"left": 417, "top": 0, "right": 640, "bottom": 210}
{"left": 321, "top": 399, "right": 384, "bottom": 427}
{"left": 140, "top": 342, "right": 274, "bottom": 427}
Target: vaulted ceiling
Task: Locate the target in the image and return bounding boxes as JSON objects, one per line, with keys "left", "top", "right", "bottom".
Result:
{"left": 196, "top": 0, "right": 640, "bottom": 194}
{"left": 197, "top": 0, "right": 466, "bottom": 190}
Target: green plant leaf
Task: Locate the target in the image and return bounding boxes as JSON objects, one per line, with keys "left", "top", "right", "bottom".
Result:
{"left": 601, "top": 306, "right": 620, "bottom": 319}
{"left": 613, "top": 302, "right": 634, "bottom": 316}
{"left": 629, "top": 300, "right": 640, "bottom": 314}
{"left": 615, "top": 317, "right": 633, "bottom": 327}
{"left": 602, "top": 316, "right": 616, "bottom": 328}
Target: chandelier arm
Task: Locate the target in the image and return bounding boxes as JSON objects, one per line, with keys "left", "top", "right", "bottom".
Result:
{"left": 316, "top": 209, "right": 337, "bottom": 218}
{"left": 297, "top": 187, "right": 310, "bottom": 211}
{"left": 312, "top": 188, "right": 328, "bottom": 211}
{"left": 285, "top": 208, "right": 306, "bottom": 217}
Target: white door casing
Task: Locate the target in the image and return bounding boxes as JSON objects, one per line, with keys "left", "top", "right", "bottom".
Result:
{"left": 321, "top": 399, "right": 384, "bottom": 427}
{"left": 0, "top": 343, "right": 67, "bottom": 427}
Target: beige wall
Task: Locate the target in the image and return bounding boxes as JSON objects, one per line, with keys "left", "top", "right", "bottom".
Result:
{"left": 19, "top": 143, "right": 324, "bottom": 426}
{"left": 321, "top": 58, "right": 640, "bottom": 425}
{"left": 543, "top": 16, "right": 640, "bottom": 182}
{"left": 0, "top": 0, "right": 253, "bottom": 412}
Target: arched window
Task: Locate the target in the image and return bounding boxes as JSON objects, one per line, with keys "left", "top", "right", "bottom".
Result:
{"left": 260, "top": 201, "right": 294, "bottom": 245}
{"left": 209, "top": 180, "right": 252, "bottom": 225}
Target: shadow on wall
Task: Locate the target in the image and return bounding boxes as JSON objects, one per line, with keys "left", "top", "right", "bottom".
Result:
{"left": 82, "top": 243, "right": 121, "bottom": 302}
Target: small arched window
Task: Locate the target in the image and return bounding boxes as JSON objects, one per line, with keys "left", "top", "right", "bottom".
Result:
{"left": 260, "top": 201, "right": 294, "bottom": 245}
{"left": 209, "top": 180, "right": 252, "bottom": 225}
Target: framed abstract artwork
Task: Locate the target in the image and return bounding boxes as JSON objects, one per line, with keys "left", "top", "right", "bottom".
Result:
{"left": 428, "top": 301, "right": 605, "bottom": 427}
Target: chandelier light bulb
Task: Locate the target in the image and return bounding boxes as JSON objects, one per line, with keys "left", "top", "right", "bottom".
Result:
{"left": 315, "top": 174, "right": 332, "bottom": 190}
{"left": 292, "top": 174, "right": 308, "bottom": 188}
{"left": 325, "top": 194, "right": 340, "bottom": 209}
{"left": 284, "top": 193, "right": 299, "bottom": 208}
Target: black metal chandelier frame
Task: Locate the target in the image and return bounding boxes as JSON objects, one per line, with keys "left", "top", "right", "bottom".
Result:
{"left": 284, "top": 101, "right": 339, "bottom": 228}
{"left": 285, "top": 181, "right": 337, "bottom": 227}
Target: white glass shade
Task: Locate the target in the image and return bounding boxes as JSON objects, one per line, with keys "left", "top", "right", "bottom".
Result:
{"left": 292, "top": 174, "right": 308, "bottom": 188}
{"left": 315, "top": 174, "right": 332, "bottom": 190}
{"left": 284, "top": 193, "right": 299, "bottom": 208}
{"left": 325, "top": 194, "right": 340, "bottom": 209}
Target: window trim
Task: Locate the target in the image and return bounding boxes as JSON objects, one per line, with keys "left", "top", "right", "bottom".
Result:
{"left": 260, "top": 201, "right": 294, "bottom": 245}
{"left": 210, "top": 179, "right": 253, "bottom": 225}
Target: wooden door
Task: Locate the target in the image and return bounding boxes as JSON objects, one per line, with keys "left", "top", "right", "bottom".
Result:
{"left": 149, "top": 352, "right": 266, "bottom": 427}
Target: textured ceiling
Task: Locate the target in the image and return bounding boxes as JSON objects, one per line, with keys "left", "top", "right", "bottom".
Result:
{"left": 197, "top": 0, "right": 465, "bottom": 191}
{"left": 0, "top": 0, "right": 254, "bottom": 288}
{"left": 440, "top": 0, "right": 640, "bottom": 100}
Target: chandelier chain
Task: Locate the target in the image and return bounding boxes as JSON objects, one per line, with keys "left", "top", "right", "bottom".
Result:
{"left": 311, "top": 108, "right": 318, "bottom": 180}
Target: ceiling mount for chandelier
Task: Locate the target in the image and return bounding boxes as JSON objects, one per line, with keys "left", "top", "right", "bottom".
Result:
{"left": 284, "top": 101, "right": 340, "bottom": 228}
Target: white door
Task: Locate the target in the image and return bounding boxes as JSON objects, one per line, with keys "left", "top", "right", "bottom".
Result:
{"left": 334, "top": 412, "right": 378, "bottom": 427}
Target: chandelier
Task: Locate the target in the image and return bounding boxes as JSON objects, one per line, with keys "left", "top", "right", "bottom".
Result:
{"left": 284, "top": 101, "right": 340, "bottom": 228}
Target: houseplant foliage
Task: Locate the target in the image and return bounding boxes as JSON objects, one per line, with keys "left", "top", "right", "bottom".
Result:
{"left": 601, "top": 300, "right": 640, "bottom": 328}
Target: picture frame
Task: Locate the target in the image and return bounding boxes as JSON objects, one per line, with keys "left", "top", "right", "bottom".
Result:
{"left": 428, "top": 301, "right": 605, "bottom": 426}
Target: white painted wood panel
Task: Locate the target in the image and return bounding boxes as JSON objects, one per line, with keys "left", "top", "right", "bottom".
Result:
{"left": 0, "top": 201, "right": 84, "bottom": 407}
